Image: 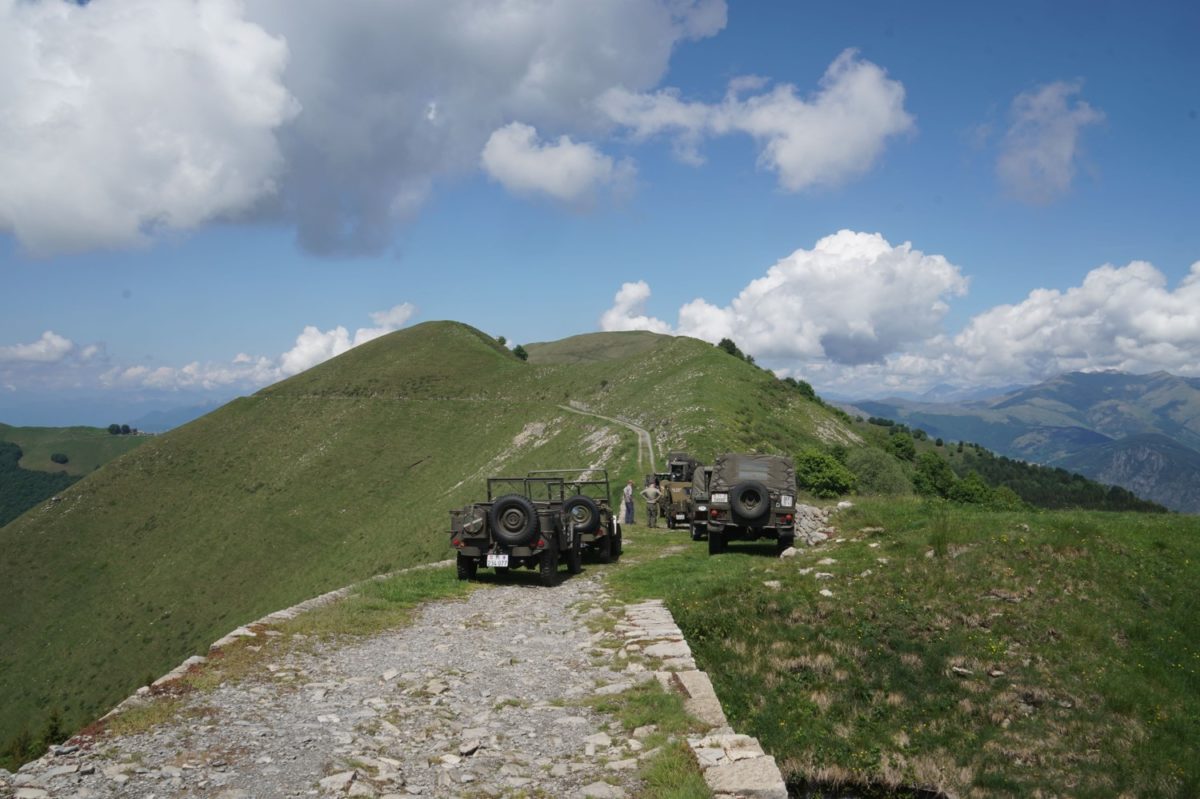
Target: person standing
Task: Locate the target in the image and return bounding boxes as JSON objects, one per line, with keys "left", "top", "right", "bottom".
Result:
{"left": 622, "top": 480, "right": 635, "bottom": 524}
{"left": 640, "top": 481, "right": 662, "bottom": 527}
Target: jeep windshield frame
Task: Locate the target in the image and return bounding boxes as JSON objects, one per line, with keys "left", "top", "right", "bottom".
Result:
{"left": 526, "top": 468, "right": 611, "bottom": 504}
{"left": 486, "top": 476, "right": 567, "bottom": 503}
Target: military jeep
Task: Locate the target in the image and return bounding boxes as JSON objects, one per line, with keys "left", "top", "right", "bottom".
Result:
{"left": 687, "top": 464, "right": 714, "bottom": 540}
{"left": 701, "top": 453, "right": 797, "bottom": 555}
{"left": 449, "top": 476, "right": 583, "bottom": 586}
{"left": 528, "top": 468, "right": 623, "bottom": 563}
{"left": 660, "top": 451, "right": 699, "bottom": 529}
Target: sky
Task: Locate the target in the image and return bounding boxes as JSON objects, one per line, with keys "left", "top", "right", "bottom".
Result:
{"left": 2, "top": 0, "right": 1199, "bottom": 425}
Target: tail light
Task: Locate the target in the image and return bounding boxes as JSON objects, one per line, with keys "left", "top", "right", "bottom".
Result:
{"left": 537, "top": 538, "right": 546, "bottom": 548}
{"left": 784, "top": 514, "right": 793, "bottom": 523}
{"left": 709, "top": 508, "right": 719, "bottom": 519}
{"left": 452, "top": 537, "right": 463, "bottom": 548}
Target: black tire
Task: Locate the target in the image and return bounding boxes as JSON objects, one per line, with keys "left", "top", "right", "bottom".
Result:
{"left": 666, "top": 516, "right": 676, "bottom": 529}
{"left": 489, "top": 494, "right": 539, "bottom": 545}
{"left": 776, "top": 535, "right": 795, "bottom": 556}
{"left": 563, "top": 495, "right": 601, "bottom": 535}
{"left": 730, "top": 481, "right": 770, "bottom": 521}
{"left": 708, "top": 529, "right": 725, "bottom": 555}
{"left": 613, "top": 527, "right": 623, "bottom": 561}
{"left": 691, "top": 523, "right": 706, "bottom": 541}
{"left": 456, "top": 554, "right": 478, "bottom": 581}
{"left": 566, "top": 530, "right": 583, "bottom": 575}
{"left": 595, "top": 530, "right": 614, "bottom": 564}
{"left": 539, "top": 540, "right": 560, "bottom": 586}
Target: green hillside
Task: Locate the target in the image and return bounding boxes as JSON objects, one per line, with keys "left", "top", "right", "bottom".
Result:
{"left": 0, "top": 422, "right": 148, "bottom": 476}
{"left": 612, "top": 500, "right": 1200, "bottom": 797}
{"left": 0, "top": 321, "right": 855, "bottom": 761}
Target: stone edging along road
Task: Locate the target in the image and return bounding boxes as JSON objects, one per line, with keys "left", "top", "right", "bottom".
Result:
{"left": 7, "top": 555, "right": 787, "bottom": 799}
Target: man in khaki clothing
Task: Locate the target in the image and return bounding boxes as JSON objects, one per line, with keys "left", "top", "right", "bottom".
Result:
{"left": 639, "top": 481, "right": 662, "bottom": 527}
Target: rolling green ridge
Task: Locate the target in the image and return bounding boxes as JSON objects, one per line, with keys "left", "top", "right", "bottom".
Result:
{"left": 0, "top": 422, "right": 148, "bottom": 476}
{"left": 0, "top": 321, "right": 855, "bottom": 760}
{"left": 0, "top": 424, "right": 148, "bottom": 525}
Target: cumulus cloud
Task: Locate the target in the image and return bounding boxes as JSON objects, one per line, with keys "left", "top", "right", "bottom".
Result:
{"left": 481, "top": 123, "right": 632, "bottom": 202}
{"left": 663, "top": 231, "right": 967, "bottom": 364}
{"left": 599, "top": 281, "right": 672, "bottom": 334}
{"left": 0, "top": 0, "right": 726, "bottom": 256}
{"left": 996, "top": 80, "right": 1104, "bottom": 204}
{"left": 0, "top": 0, "right": 297, "bottom": 255}
{"left": 0, "top": 331, "right": 76, "bottom": 363}
{"left": 97, "top": 302, "right": 418, "bottom": 392}
{"left": 599, "top": 49, "right": 914, "bottom": 190}
{"left": 951, "top": 259, "right": 1200, "bottom": 381}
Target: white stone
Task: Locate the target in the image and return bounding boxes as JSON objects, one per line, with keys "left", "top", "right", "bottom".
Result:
{"left": 818, "top": 589, "right": 834, "bottom": 597}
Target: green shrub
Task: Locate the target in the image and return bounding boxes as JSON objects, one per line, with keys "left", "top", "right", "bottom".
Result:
{"left": 795, "top": 448, "right": 857, "bottom": 498}
{"left": 846, "top": 448, "right": 911, "bottom": 495}
{"left": 886, "top": 430, "right": 916, "bottom": 461}
{"left": 50, "top": 453, "right": 68, "bottom": 464}
{"left": 913, "top": 451, "right": 956, "bottom": 498}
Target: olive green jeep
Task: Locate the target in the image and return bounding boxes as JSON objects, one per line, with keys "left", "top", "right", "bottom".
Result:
{"left": 701, "top": 453, "right": 797, "bottom": 555}
{"left": 449, "top": 476, "right": 583, "bottom": 586}
{"left": 528, "top": 468, "right": 623, "bottom": 563}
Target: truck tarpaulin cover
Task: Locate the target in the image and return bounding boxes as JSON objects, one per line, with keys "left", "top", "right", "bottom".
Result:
{"left": 712, "top": 453, "right": 795, "bottom": 487}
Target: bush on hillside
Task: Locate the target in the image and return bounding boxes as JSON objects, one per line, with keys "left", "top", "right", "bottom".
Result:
{"left": 887, "top": 431, "right": 917, "bottom": 461}
{"left": 795, "top": 448, "right": 857, "bottom": 498}
{"left": 512, "top": 344, "right": 528, "bottom": 361}
{"left": 913, "top": 451, "right": 957, "bottom": 498}
{"left": 50, "top": 453, "right": 68, "bottom": 464}
{"left": 846, "top": 448, "right": 912, "bottom": 495}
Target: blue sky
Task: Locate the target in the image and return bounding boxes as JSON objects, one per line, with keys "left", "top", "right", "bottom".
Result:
{"left": 2, "top": 0, "right": 1199, "bottom": 424}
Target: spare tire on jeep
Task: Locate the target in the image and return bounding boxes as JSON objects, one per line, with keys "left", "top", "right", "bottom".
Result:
{"left": 730, "top": 480, "right": 770, "bottom": 520}
{"left": 563, "top": 494, "right": 601, "bottom": 535}
{"left": 489, "top": 494, "right": 539, "bottom": 545}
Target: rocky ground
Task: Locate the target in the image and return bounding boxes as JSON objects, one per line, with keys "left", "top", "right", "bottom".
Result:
{"left": 3, "top": 574, "right": 664, "bottom": 799}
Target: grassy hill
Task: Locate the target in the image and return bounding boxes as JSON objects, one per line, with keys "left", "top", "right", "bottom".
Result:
{"left": 0, "top": 321, "right": 858, "bottom": 762}
{"left": 611, "top": 500, "right": 1200, "bottom": 797}
{"left": 0, "top": 423, "right": 148, "bottom": 476}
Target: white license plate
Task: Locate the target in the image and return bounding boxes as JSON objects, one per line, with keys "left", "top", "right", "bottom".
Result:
{"left": 675, "top": 514, "right": 686, "bottom": 520}
{"left": 486, "top": 554, "right": 509, "bottom": 568}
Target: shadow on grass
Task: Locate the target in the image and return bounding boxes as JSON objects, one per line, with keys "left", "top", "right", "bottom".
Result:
{"left": 712, "top": 540, "right": 783, "bottom": 559}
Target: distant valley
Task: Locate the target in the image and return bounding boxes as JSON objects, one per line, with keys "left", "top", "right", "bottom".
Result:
{"left": 847, "top": 370, "right": 1200, "bottom": 512}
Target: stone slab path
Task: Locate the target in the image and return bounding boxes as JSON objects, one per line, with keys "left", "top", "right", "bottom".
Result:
{"left": 5, "top": 574, "right": 663, "bottom": 799}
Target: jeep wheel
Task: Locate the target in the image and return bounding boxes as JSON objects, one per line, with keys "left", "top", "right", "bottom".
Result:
{"left": 776, "top": 535, "right": 795, "bottom": 556}
{"left": 539, "top": 541, "right": 560, "bottom": 587}
{"left": 595, "top": 531, "right": 614, "bottom": 564}
{"left": 730, "top": 480, "right": 770, "bottom": 521}
{"left": 456, "top": 554, "right": 477, "bottom": 581}
{"left": 563, "top": 495, "right": 601, "bottom": 535}
{"left": 691, "top": 523, "right": 706, "bottom": 541}
{"left": 489, "top": 494, "right": 539, "bottom": 545}
{"left": 566, "top": 531, "right": 583, "bottom": 575}
{"left": 613, "top": 525, "right": 623, "bottom": 562}
{"left": 708, "top": 529, "right": 725, "bottom": 555}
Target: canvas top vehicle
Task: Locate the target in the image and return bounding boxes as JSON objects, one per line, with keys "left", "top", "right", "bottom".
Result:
{"left": 449, "top": 475, "right": 582, "bottom": 586}
{"left": 701, "top": 453, "right": 797, "bottom": 555}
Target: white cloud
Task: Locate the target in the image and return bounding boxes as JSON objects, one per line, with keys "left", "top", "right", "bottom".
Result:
{"left": 481, "top": 123, "right": 632, "bottom": 202}
{"left": 0, "top": 331, "right": 75, "bottom": 363}
{"left": 950, "top": 259, "right": 1200, "bottom": 381}
{"left": 599, "top": 49, "right": 914, "bottom": 190}
{"left": 0, "top": 0, "right": 726, "bottom": 256}
{"left": 0, "top": 0, "right": 298, "bottom": 255}
{"left": 996, "top": 80, "right": 1104, "bottom": 204}
{"left": 667, "top": 231, "right": 968, "bottom": 364}
{"left": 599, "top": 281, "right": 672, "bottom": 334}
{"left": 98, "top": 302, "right": 419, "bottom": 392}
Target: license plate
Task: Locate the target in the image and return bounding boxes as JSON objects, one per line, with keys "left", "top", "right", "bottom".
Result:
{"left": 486, "top": 554, "right": 509, "bottom": 568}
{"left": 675, "top": 514, "right": 686, "bottom": 520}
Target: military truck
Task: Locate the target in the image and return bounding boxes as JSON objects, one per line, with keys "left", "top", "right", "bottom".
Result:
{"left": 659, "top": 451, "right": 699, "bottom": 529}
{"left": 701, "top": 453, "right": 797, "bottom": 555}
{"left": 528, "top": 468, "right": 623, "bottom": 563}
{"left": 449, "top": 476, "right": 583, "bottom": 586}
{"left": 687, "top": 464, "right": 714, "bottom": 540}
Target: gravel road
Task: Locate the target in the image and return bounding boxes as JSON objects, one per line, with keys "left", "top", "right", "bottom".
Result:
{"left": 4, "top": 572, "right": 659, "bottom": 799}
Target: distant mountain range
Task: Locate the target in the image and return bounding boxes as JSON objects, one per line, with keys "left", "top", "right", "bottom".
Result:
{"left": 846, "top": 370, "right": 1200, "bottom": 512}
